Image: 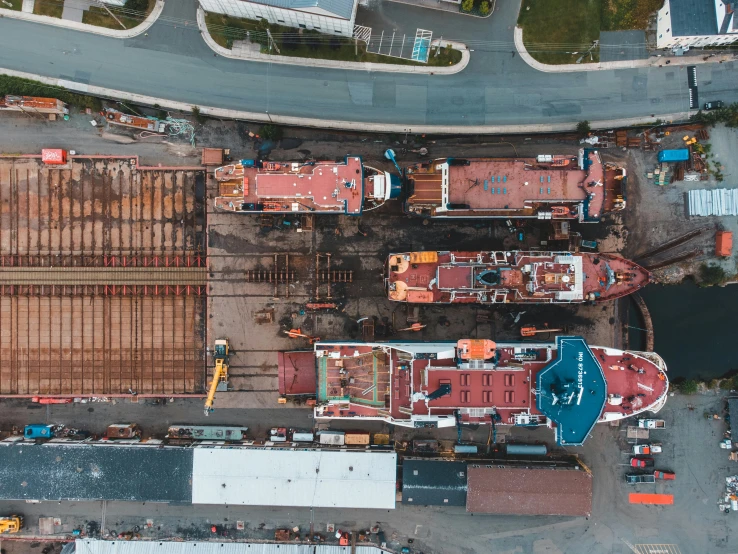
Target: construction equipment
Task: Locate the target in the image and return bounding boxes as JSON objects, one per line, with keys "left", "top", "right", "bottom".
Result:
{"left": 204, "top": 339, "right": 229, "bottom": 416}
{"left": 0, "top": 515, "right": 23, "bottom": 534}
{"left": 283, "top": 328, "right": 320, "bottom": 344}
{"left": 520, "top": 325, "right": 563, "bottom": 337}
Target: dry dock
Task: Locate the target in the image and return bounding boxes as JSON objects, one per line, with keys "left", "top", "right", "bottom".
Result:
{"left": 0, "top": 156, "right": 207, "bottom": 396}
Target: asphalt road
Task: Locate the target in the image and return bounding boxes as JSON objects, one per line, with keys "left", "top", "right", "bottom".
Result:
{"left": 1, "top": 0, "right": 737, "bottom": 127}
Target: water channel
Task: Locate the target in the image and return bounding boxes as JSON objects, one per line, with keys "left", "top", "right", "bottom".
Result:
{"left": 629, "top": 280, "right": 738, "bottom": 381}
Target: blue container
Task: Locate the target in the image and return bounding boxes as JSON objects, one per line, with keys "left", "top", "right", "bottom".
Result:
{"left": 24, "top": 424, "right": 55, "bottom": 439}
{"left": 506, "top": 443, "right": 548, "bottom": 456}
{"left": 657, "top": 149, "right": 690, "bottom": 163}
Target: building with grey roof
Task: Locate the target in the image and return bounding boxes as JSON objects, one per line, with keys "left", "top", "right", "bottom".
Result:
{"left": 0, "top": 441, "right": 192, "bottom": 503}
{"left": 401, "top": 459, "right": 468, "bottom": 506}
{"left": 656, "top": 0, "right": 738, "bottom": 49}
{"left": 199, "top": 0, "right": 357, "bottom": 37}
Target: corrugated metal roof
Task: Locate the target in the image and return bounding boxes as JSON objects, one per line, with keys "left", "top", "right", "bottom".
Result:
{"left": 75, "top": 540, "right": 385, "bottom": 554}
{"left": 247, "top": 0, "right": 355, "bottom": 21}
{"left": 192, "top": 448, "right": 396, "bottom": 509}
{"left": 0, "top": 442, "right": 192, "bottom": 503}
{"left": 401, "top": 459, "right": 467, "bottom": 506}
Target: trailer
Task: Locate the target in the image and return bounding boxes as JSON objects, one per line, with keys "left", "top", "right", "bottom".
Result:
{"left": 626, "top": 474, "right": 656, "bottom": 484}
{"left": 638, "top": 419, "right": 665, "bottom": 429}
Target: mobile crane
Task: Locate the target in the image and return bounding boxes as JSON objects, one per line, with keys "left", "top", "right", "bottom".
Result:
{"left": 0, "top": 515, "right": 23, "bottom": 534}
{"left": 204, "top": 339, "right": 229, "bottom": 416}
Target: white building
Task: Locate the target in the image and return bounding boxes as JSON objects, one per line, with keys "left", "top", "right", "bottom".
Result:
{"left": 656, "top": 0, "right": 738, "bottom": 49}
{"left": 199, "top": 0, "right": 357, "bottom": 36}
{"left": 191, "top": 447, "right": 397, "bottom": 509}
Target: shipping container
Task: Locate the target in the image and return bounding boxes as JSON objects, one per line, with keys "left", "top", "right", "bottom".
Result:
{"left": 168, "top": 425, "right": 247, "bottom": 441}
{"left": 657, "top": 149, "right": 690, "bottom": 163}
{"left": 41, "top": 149, "right": 67, "bottom": 165}
{"left": 106, "top": 424, "right": 141, "bottom": 439}
{"left": 345, "top": 433, "right": 370, "bottom": 445}
{"left": 24, "top": 424, "right": 55, "bottom": 439}
{"left": 318, "top": 431, "right": 345, "bottom": 446}
{"left": 717, "top": 231, "right": 733, "bottom": 257}
{"left": 506, "top": 443, "right": 548, "bottom": 456}
{"left": 291, "top": 432, "right": 315, "bottom": 443}
{"left": 454, "top": 444, "right": 478, "bottom": 454}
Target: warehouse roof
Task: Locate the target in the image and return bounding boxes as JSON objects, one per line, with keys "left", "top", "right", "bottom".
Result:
{"left": 191, "top": 447, "right": 396, "bottom": 509}
{"left": 466, "top": 465, "right": 592, "bottom": 516}
{"left": 74, "top": 540, "right": 385, "bottom": 554}
{"left": 0, "top": 442, "right": 192, "bottom": 502}
{"left": 402, "top": 459, "right": 467, "bottom": 506}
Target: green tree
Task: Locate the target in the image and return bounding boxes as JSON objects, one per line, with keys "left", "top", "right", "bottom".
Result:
{"left": 677, "top": 379, "right": 698, "bottom": 395}
{"left": 576, "top": 120, "right": 591, "bottom": 137}
{"left": 699, "top": 263, "right": 726, "bottom": 286}
{"left": 259, "top": 124, "right": 283, "bottom": 141}
{"left": 191, "top": 106, "right": 206, "bottom": 125}
{"left": 480, "top": 1, "right": 490, "bottom": 15}
{"left": 461, "top": 0, "right": 474, "bottom": 12}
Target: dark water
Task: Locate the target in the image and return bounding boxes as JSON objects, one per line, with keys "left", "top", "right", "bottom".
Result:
{"left": 630, "top": 280, "right": 738, "bottom": 380}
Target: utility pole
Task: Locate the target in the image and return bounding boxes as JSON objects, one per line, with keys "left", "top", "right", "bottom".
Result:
{"left": 95, "top": 0, "right": 127, "bottom": 30}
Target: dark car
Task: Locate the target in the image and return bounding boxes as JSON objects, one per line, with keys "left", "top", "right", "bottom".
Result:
{"left": 704, "top": 101, "right": 724, "bottom": 110}
{"left": 630, "top": 457, "right": 655, "bottom": 468}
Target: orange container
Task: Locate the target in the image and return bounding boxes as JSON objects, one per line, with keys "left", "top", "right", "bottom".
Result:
{"left": 716, "top": 231, "right": 733, "bottom": 257}
{"left": 41, "top": 149, "right": 67, "bottom": 165}
{"left": 629, "top": 493, "right": 674, "bottom": 505}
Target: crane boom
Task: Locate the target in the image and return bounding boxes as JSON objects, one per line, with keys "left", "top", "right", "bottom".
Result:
{"left": 204, "top": 339, "right": 229, "bottom": 416}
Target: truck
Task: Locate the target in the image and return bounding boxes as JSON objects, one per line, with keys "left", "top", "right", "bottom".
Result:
{"left": 630, "top": 457, "right": 655, "bottom": 468}
{"left": 626, "top": 474, "right": 656, "bottom": 485}
{"left": 0, "top": 515, "right": 23, "bottom": 534}
{"left": 654, "top": 470, "right": 676, "bottom": 480}
{"left": 633, "top": 444, "right": 662, "bottom": 455}
{"left": 638, "top": 419, "right": 665, "bottom": 429}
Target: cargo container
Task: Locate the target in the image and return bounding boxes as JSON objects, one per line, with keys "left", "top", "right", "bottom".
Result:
{"left": 657, "top": 149, "right": 690, "bottom": 163}
{"left": 24, "top": 424, "right": 55, "bottom": 439}
{"left": 506, "top": 443, "right": 548, "bottom": 456}
{"left": 41, "top": 149, "right": 67, "bottom": 165}
{"left": 345, "top": 433, "right": 370, "bottom": 445}
{"left": 168, "top": 425, "right": 247, "bottom": 441}
{"left": 106, "top": 424, "right": 141, "bottom": 439}
{"left": 291, "top": 432, "right": 315, "bottom": 443}
{"left": 629, "top": 493, "right": 673, "bottom": 505}
{"left": 717, "top": 231, "right": 733, "bottom": 257}
{"left": 318, "top": 431, "right": 345, "bottom": 446}
{"left": 454, "top": 444, "right": 478, "bottom": 454}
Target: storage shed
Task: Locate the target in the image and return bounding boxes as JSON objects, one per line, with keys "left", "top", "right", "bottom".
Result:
{"left": 716, "top": 231, "right": 733, "bottom": 257}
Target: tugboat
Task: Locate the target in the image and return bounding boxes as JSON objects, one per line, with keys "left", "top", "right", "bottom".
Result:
{"left": 386, "top": 250, "right": 651, "bottom": 304}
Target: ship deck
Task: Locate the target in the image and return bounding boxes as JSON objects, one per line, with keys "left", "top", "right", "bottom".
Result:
{"left": 214, "top": 157, "right": 365, "bottom": 215}
{"left": 406, "top": 151, "right": 616, "bottom": 220}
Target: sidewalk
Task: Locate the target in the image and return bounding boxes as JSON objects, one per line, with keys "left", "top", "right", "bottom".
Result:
{"left": 197, "top": 8, "right": 470, "bottom": 75}
{"left": 0, "top": 66, "right": 692, "bottom": 135}
{"left": 0, "top": 0, "right": 164, "bottom": 38}
{"left": 514, "top": 27, "right": 737, "bottom": 73}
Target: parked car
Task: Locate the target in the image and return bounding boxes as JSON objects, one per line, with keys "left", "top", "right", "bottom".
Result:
{"left": 638, "top": 419, "right": 665, "bottom": 429}
{"left": 626, "top": 474, "right": 656, "bottom": 484}
{"left": 633, "top": 444, "right": 662, "bottom": 455}
{"left": 704, "top": 101, "right": 724, "bottom": 110}
{"left": 654, "top": 470, "right": 676, "bottom": 480}
{"left": 630, "top": 457, "right": 655, "bottom": 468}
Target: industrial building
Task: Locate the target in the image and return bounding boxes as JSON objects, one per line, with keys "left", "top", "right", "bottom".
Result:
{"left": 191, "top": 447, "right": 397, "bottom": 509}
{"left": 656, "top": 0, "right": 738, "bottom": 49}
{"left": 465, "top": 465, "right": 593, "bottom": 517}
{"left": 401, "top": 459, "right": 468, "bottom": 506}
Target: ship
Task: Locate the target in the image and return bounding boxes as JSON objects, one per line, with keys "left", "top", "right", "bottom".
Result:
{"left": 297, "top": 336, "right": 668, "bottom": 446}
{"left": 213, "top": 156, "right": 400, "bottom": 215}
{"left": 404, "top": 149, "right": 625, "bottom": 221}
{"left": 386, "top": 250, "right": 651, "bottom": 304}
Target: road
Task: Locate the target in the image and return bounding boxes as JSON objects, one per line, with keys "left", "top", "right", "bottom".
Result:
{"left": 0, "top": 0, "right": 736, "bottom": 128}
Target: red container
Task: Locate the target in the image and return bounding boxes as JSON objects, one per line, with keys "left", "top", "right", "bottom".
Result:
{"left": 41, "top": 149, "right": 67, "bottom": 165}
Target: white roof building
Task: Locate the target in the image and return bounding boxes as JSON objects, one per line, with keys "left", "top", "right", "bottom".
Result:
{"left": 74, "top": 540, "right": 387, "bottom": 554}
{"left": 656, "top": 0, "right": 738, "bottom": 49}
{"left": 191, "top": 447, "right": 397, "bottom": 509}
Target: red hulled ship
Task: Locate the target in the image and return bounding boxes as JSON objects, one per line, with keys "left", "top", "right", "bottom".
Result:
{"left": 386, "top": 250, "right": 651, "bottom": 304}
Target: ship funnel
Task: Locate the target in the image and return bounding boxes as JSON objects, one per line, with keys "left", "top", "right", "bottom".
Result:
{"left": 384, "top": 149, "right": 402, "bottom": 174}
{"left": 457, "top": 339, "right": 496, "bottom": 361}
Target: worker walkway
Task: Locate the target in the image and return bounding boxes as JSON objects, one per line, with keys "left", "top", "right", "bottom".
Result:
{"left": 0, "top": 266, "right": 207, "bottom": 286}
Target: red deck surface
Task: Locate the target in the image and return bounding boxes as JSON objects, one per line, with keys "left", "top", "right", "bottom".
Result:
{"left": 278, "top": 351, "right": 317, "bottom": 396}
{"left": 406, "top": 151, "right": 618, "bottom": 220}
{"left": 387, "top": 251, "right": 650, "bottom": 304}
{"left": 214, "top": 157, "right": 365, "bottom": 214}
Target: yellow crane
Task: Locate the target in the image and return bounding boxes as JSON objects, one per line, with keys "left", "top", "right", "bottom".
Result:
{"left": 0, "top": 515, "right": 23, "bottom": 534}
{"left": 204, "top": 339, "right": 229, "bottom": 416}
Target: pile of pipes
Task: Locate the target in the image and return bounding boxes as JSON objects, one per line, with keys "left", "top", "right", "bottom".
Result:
{"left": 688, "top": 188, "right": 738, "bottom": 216}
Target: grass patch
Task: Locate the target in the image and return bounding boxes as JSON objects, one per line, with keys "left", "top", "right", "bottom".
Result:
{"left": 81, "top": 0, "right": 154, "bottom": 29}
{"left": 518, "top": 0, "right": 662, "bottom": 65}
{"left": 0, "top": 74, "right": 102, "bottom": 111}
{"left": 34, "top": 0, "right": 64, "bottom": 18}
{"left": 0, "top": 0, "right": 23, "bottom": 11}
{"left": 518, "top": 0, "right": 601, "bottom": 65}
{"left": 204, "top": 12, "right": 462, "bottom": 67}
{"left": 601, "top": 0, "right": 662, "bottom": 31}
